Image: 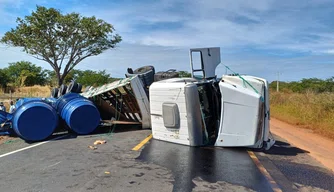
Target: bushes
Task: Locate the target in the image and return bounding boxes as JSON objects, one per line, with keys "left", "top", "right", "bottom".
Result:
{"left": 270, "top": 77, "right": 334, "bottom": 93}
{"left": 270, "top": 92, "right": 334, "bottom": 140}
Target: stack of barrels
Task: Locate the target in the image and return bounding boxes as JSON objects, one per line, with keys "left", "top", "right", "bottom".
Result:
{"left": 6, "top": 87, "right": 100, "bottom": 142}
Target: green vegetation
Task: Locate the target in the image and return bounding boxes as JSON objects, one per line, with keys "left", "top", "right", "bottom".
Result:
{"left": 4, "top": 61, "right": 49, "bottom": 87}
{"left": 178, "top": 71, "right": 192, "bottom": 77}
{"left": 0, "top": 61, "right": 116, "bottom": 88}
{"left": 269, "top": 78, "right": 334, "bottom": 140}
{"left": 46, "top": 69, "right": 120, "bottom": 87}
{"left": 0, "top": 61, "right": 192, "bottom": 89}
{"left": 270, "top": 92, "right": 334, "bottom": 140}
{"left": 0, "top": 5, "right": 121, "bottom": 86}
{"left": 269, "top": 77, "right": 334, "bottom": 93}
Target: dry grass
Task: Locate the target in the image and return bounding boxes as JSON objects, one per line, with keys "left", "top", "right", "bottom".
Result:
{"left": 14, "top": 85, "right": 51, "bottom": 97}
{"left": 0, "top": 85, "right": 51, "bottom": 98}
{"left": 0, "top": 85, "right": 51, "bottom": 112}
{"left": 270, "top": 92, "right": 334, "bottom": 140}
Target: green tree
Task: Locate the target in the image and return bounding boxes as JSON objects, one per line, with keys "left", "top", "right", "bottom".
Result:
{"left": 76, "top": 70, "right": 115, "bottom": 86}
{"left": 44, "top": 69, "right": 81, "bottom": 86}
{"left": 4, "top": 61, "right": 48, "bottom": 86}
{"left": 0, "top": 69, "right": 10, "bottom": 88}
{"left": 63, "top": 69, "right": 81, "bottom": 83}
{"left": 178, "top": 71, "right": 192, "bottom": 77}
{"left": 43, "top": 69, "right": 118, "bottom": 87}
{"left": 0, "top": 5, "right": 122, "bottom": 86}
{"left": 325, "top": 77, "right": 334, "bottom": 92}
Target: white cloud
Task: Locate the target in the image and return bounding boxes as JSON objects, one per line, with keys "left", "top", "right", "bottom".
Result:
{"left": 1, "top": 0, "right": 334, "bottom": 82}
{"left": 69, "top": 0, "right": 334, "bottom": 55}
{"left": 319, "top": 49, "right": 334, "bottom": 54}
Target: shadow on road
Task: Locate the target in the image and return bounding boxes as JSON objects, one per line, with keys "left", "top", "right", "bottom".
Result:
{"left": 95, "top": 124, "right": 146, "bottom": 133}
{"left": 262, "top": 140, "right": 309, "bottom": 156}
{"left": 137, "top": 139, "right": 273, "bottom": 192}
{"left": 21, "top": 132, "right": 77, "bottom": 144}
{"left": 273, "top": 157, "right": 334, "bottom": 191}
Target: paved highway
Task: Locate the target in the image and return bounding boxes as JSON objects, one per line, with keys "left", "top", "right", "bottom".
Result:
{"left": 0, "top": 127, "right": 333, "bottom": 192}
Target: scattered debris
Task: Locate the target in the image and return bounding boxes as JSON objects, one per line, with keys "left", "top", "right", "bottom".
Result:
{"left": 94, "top": 140, "right": 107, "bottom": 145}
{"left": 88, "top": 145, "right": 97, "bottom": 150}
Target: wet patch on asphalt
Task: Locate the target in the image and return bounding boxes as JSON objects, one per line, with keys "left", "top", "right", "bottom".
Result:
{"left": 137, "top": 139, "right": 273, "bottom": 192}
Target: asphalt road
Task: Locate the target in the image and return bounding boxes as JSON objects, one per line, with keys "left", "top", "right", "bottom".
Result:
{"left": 137, "top": 139, "right": 272, "bottom": 192}
{"left": 0, "top": 127, "right": 333, "bottom": 192}
{"left": 255, "top": 135, "right": 334, "bottom": 192}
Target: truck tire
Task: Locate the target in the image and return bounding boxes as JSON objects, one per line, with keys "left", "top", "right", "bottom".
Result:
{"left": 154, "top": 69, "right": 179, "bottom": 82}
{"left": 126, "top": 65, "right": 155, "bottom": 87}
{"left": 51, "top": 88, "right": 59, "bottom": 98}
{"left": 59, "top": 84, "right": 67, "bottom": 96}
{"left": 66, "top": 81, "right": 78, "bottom": 93}
{"left": 76, "top": 83, "right": 82, "bottom": 93}
{"left": 134, "top": 65, "right": 155, "bottom": 74}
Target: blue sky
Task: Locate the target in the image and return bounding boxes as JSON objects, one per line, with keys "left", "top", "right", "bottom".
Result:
{"left": 1, "top": 0, "right": 334, "bottom": 82}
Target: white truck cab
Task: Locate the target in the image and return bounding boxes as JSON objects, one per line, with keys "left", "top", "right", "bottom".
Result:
{"left": 149, "top": 47, "right": 275, "bottom": 150}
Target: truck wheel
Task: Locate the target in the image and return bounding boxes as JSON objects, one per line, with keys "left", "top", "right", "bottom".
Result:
{"left": 76, "top": 83, "right": 82, "bottom": 93}
{"left": 66, "top": 81, "right": 78, "bottom": 93}
{"left": 51, "top": 88, "right": 59, "bottom": 98}
{"left": 59, "top": 84, "right": 67, "bottom": 96}
{"left": 134, "top": 65, "right": 155, "bottom": 74}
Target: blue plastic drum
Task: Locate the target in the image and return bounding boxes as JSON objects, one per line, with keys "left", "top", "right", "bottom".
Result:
{"left": 12, "top": 100, "right": 59, "bottom": 141}
{"left": 55, "top": 93, "right": 100, "bottom": 134}
{"left": 0, "top": 110, "right": 9, "bottom": 124}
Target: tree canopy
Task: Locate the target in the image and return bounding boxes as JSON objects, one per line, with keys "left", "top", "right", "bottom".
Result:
{"left": 269, "top": 77, "right": 334, "bottom": 93}
{"left": 4, "top": 61, "right": 49, "bottom": 86}
{"left": 45, "top": 69, "right": 118, "bottom": 86}
{"left": 0, "top": 5, "right": 122, "bottom": 86}
{"left": 0, "top": 69, "right": 10, "bottom": 88}
{"left": 75, "top": 70, "right": 118, "bottom": 86}
{"left": 178, "top": 71, "right": 192, "bottom": 77}
{"left": 0, "top": 61, "right": 116, "bottom": 88}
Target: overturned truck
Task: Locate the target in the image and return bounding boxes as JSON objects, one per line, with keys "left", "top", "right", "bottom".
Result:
{"left": 82, "top": 47, "right": 275, "bottom": 150}
{"left": 149, "top": 47, "right": 275, "bottom": 150}
{"left": 80, "top": 76, "right": 151, "bottom": 128}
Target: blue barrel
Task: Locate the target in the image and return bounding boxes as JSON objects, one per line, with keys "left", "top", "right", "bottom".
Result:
{"left": 55, "top": 93, "right": 100, "bottom": 134}
{"left": 0, "top": 110, "right": 9, "bottom": 124}
{"left": 12, "top": 99, "right": 59, "bottom": 141}
{"left": 16, "top": 98, "right": 58, "bottom": 108}
{"left": 15, "top": 98, "right": 43, "bottom": 109}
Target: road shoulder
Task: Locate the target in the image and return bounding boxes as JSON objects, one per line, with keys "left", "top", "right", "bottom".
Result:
{"left": 270, "top": 118, "right": 334, "bottom": 172}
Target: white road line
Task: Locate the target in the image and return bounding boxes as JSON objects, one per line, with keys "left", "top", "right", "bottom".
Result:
{"left": 0, "top": 134, "right": 69, "bottom": 159}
